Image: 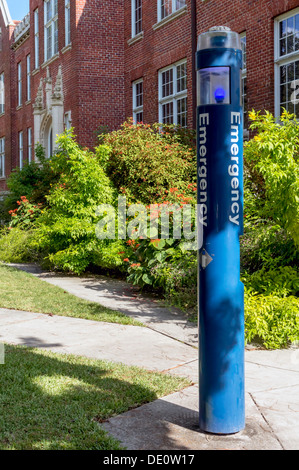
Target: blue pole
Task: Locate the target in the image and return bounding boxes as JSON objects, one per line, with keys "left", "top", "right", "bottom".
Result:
{"left": 196, "top": 27, "right": 245, "bottom": 434}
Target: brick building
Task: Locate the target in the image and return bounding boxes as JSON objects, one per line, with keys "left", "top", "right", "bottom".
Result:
{"left": 0, "top": 0, "right": 299, "bottom": 196}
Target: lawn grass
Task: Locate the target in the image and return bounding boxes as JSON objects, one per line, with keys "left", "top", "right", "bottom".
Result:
{"left": 0, "top": 264, "right": 142, "bottom": 326}
{"left": 0, "top": 344, "right": 190, "bottom": 450}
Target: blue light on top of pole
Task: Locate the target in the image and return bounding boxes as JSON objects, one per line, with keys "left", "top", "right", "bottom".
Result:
{"left": 214, "top": 87, "right": 226, "bottom": 103}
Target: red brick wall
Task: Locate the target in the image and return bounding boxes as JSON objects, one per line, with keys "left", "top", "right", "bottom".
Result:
{"left": 124, "top": 0, "right": 193, "bottom": 127}
{"left": 1, "top": 0, "right": 299, "bottom": 192}
{"left": 14, "top": 37, "right": 33, "bottom": 171}
{"left": 75, "top": 0, "right": 125, "bottom": 147}
{"left": 0, "top": 17, "right": 14, "bottom": 192}
{"left": 124, "top": 0, "right": 299, "bottom": 128}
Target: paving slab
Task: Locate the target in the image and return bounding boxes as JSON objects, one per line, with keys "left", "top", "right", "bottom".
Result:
{"left": 244, "top": 348, "right": 299, "bottom": 450}
{"left": 0, "top": 308, "right": 197, "bottom": 374}
{"left": 249, "top": 384, "right": 299, "bottom": 450}
{"left": 101, "top": 385, "right": 283, "bottom": 450}
{"left": 7, "top": 263, "right": 198, "bottom": 347}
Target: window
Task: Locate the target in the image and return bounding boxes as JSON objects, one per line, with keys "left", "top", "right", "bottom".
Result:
{"left": 133, "top": 79, "right": 143, "bottom": 123}
{"left": 132, "top": 0, "right": 142, "bottom": 37}
{"left": 34, "top": 9, "right": 39, "bottom": 69}
{"left": 0, "top": 137, "right": 4, "bottom": 178}
{"left": 44, "top": 0, "right": 58, "bottom": 62}
{"left": 0, "top": 73, "right": 4, "bottom": 114}
{"left": 158, "top": 0, "right": 186, "bottom": 22}
{"left": 65, "top": 0, "right": 71, "bottom": 46}
{"left": 159, "top": 60, "right": 187, "bottom": 127}
{"left": 19, "top": 131, "right": 23, "bottom": 169}
{"left": 17, "top": 62, "right": 22, "bottom": 107}
{"left": 275, "top": 8, "right": 299, "bottom": 117}
{"left": 64, "top": 111, "right": 72, "bottom": 130}
{"left": 240, "top": 33, "right": 248, "bottom": 130}
{"left": 26, "top": 54, "right": 31, "bottom": 101}
{"left": 28, "top": 128, "right": 32, "bottom": 163}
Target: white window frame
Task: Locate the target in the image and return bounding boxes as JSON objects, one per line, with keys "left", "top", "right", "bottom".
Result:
{"left": 0, "top": 72, "right": 4, "bottom": 114}
{"left": 17, "top": 62, "right": 22, "bottom": 107}
{"left": 28, "top": 128, "right": 32, "bottom": 163}
{"left": 133, "top": 79, "right": 144, "bottom": 123}
{"left": 131, "top": 0, "right": 142, "bottom": 38}
{"left": 274, "top": 7, "right": 299, "bottom": 118}
{"left": 157, "top": 0, "right": 186, "bottom": 23}
{"left": 158, "top": 59, "right": 187, "bottom": 127}
{"left": 240, "top": 32, "right": 248, "bottom": 133}
{"left": 44, "top": 0, "right": 58, "bottom": 62}
{"left": 34, "top": 9, "right": 39, "bottom": 69}
{"left": 19, "top": 131, "right": 23, "bottom": 169}
{"left": 26, "top": 54, "right": 31, "bottom": 102}
{"left": 0, "top": 137, "right": 5, "bottom": 178}
{"left": 65, "top": 0, "right": 71, "bottom": 46}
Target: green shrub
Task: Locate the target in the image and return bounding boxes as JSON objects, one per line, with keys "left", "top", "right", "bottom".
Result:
{"left": 35, "top": 130, "right": 118, "bottom": 274}
{"left": 126, "top": 238, "right": 179, "bottom": 289}
{"left": 8, "top": 196, "right": 43, "bottom": 229}
{"left": 240, "top": 223, "right": 298, "bottom": 273}
{"left": 245, "top": 291, "right": 299, "bottom": 349}
{"left": 4, "top": 144, "right": 59, "bottom": 213}
{"left": 242, "top": 266, "right": 299, "bottom": 297}
{"left": 0, "top": 199, "right": 10, "bottom": 226}
{"left": 126, "top": 237, "right": 197, "bottom": 313}
{"left": 91, "top": 239, "right": 128, "bottom": 272}
{"left": 101, "top": 119, "right": 196, "bottom": 204}
{"left": 0, "top": 227, "right": 41, "bottom": 263}
{"left": 243, "top": 265, "right": 299, "bottom": 349}
{"left": 244, "top": 110, "right": 299, "bottom": 246}
{"left": 150, "top": 250, "right": 197, "bottom": 313}
{"left": 242, "top": 110, "right": 299, "bottom": 274}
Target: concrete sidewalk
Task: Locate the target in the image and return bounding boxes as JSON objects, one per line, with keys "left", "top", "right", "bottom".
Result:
{"left": 8, "top": 263, "right": 199, "bottom": 347}
{"left": 1, "top": 263, "right": 299, "bottom": 450}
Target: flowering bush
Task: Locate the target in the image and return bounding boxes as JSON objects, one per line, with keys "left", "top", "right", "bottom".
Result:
{"left": 8, "top": 196, "right": 43, "bottom": 229}
{"left": 101, "top": 119, "right": 196, "bottom": 204}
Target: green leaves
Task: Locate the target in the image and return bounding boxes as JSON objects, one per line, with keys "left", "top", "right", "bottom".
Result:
{"left": 244, "top": 110, "right": 299, "bottom": 246}
{"left": 102, "top": 119, "right": 196, "bottom": 205}
{"left": 243, "top": 265, "right": 299, "bottom": 349}
{"left": 244, "top": 291, "right": 299, "bottom": 349}
{"left": 30, "top": 130, "right": 119, "bottom": 274}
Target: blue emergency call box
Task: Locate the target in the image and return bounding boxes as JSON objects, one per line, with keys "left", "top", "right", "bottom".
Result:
{"left": 196, "top": 26, "right": 245, "bottom": 434}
